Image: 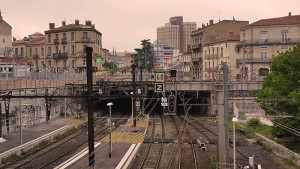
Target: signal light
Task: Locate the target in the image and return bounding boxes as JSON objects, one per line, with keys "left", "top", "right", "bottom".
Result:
{"left": 168, "top": 95, "right": 176, "bottom": 112}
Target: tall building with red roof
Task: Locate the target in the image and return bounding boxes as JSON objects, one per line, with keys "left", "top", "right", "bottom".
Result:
{"left": 0, "top": 10, "right": 12, "bottom": 57}
{"left": 238, "top": 13, "right": 300, "bottom": 81}
{"left": 44, "top": 19, "right": 102, "bottom": 73}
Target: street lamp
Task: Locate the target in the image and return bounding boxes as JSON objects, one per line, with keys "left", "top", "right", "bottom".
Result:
{"left": 107, "top": 102, "right": 113, "bottom": 158}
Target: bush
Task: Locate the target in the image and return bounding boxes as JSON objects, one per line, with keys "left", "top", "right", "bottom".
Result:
{"left": 1, "top": 153, "right": 19, "bottom": 165}
{"left": 247, "top": 118, "right": 261, "bottom": 127}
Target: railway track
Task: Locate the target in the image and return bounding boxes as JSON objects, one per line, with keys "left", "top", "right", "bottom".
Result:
{"left": 138, "top": 110, "right": 165, "bottom": 169}
{"left": 170, "top": 116, "right": 198, "bottom": 169}
{"left": 1, "top": 112, "right": 129, "bottom": 169}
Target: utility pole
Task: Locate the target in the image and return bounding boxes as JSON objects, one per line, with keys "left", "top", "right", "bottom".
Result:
{"left": 0, "top": 103, "right": 2, "bottom": 138}
{"left": 45, "top": 89, "right": 50, "bottom": 122}
{"left": 4, "top": 98, "right": 10, "bottom": 133}
{"left": 86, "top": 47, "right": 95, "bottom": 169}
{"left": 131, "top": 64, "right": 136, "bottom": 127}
{"left": 217, "top": 62, "right": 229, "bottom": 168}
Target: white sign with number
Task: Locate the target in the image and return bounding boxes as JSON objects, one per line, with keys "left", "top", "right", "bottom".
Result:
{"left": 161, "top": 97, "right": 168, "bottom": 106}
{"left": 155, "top": 72, "right": 165, "bottom": 82}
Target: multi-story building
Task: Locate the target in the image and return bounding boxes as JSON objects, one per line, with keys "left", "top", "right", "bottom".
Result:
{"left": 157, "top": 16, "right": 196, "bottom": 53}
{"left": 191, "top": 19, "right": 249, "bottom": 79}
{"left": 238, "top": 13, "right": 300, "bottom": 81}
{"left": 0, "top": 11, "right": 12, "bottom": 57}
{"left": 44, "top": 20, "right": 102, "bottom": 73}
{"left": 12, "top": 33, "right": 45, "bottom": 71}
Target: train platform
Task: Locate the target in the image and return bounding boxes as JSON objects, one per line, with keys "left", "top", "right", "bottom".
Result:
{"left": 56, "top": 118, "right": 149, "bottom": 169}
{"left": 0, "top": 118, "right": 72, "bottom": 160}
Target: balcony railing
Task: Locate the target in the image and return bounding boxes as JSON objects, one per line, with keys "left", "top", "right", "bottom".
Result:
{"left": 61, "top": 38, "right": 67, "bottom": 44}
{"left": 192, "top": 44, "right": 202, "bottom": 50}
{"left": 33, "top": 54, "right": 39, "bottom": 59}
{"left": 54, "top": 39, "right": 59, "bottom": 45}
{"left": 81, "top": 37, "right": 90, "bottom": 43}
{"left": 53, "top": 53, "right": 68, "bottom": 59}
{"left": 240, "top": 38, "right": 300, "bottom": 46}
{"left": 215, "top": 54, "right": 218, "bottom": 58}
{"left": 237, "top": 58, "right": 272, "bottom": 65}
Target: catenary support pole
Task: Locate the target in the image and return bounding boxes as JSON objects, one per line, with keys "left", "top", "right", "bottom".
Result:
{"left": 0, "top": 103, "right": 2, "bottom": 138}
{"left": 86, "top": 47, "right": 95, "bottom": 168}
{"left": 132, "top": 64, "right": 136, "bottom": 127}
{"left": 19, "top": 90, "right": 22, "bottom": 145}
{"left": 217, "top": 62, "right": 229, "bottom": 168}
{"left": 4, "top": 98, "right": 10, "bottom": 133}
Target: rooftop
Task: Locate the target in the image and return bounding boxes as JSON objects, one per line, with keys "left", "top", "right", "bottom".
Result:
{"left": 245, "top": 14, "right": 300, "bottom": 27}
{"left": 0, "top": 58, "right": 33, "bottom": 65}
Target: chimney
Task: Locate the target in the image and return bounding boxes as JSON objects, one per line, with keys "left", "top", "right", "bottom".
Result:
{"left": 62, "top": 21, "right": 66, "bottom": 26}
{"left": 209, "top": 20, "right": 214, "bottom": 25}
{"left": 288, "top": 12, "right": 292, "bottom": 16}
{"left": 91, "top": 24, "right": 95, "bottom": 29}
{"left": 49, "top": 23, "right": 55, "bottom": 30}
{"left": 85, "top": 20, "right": 92, "bottom": 26}
{"left": 13, "top": 37, "right": 16, "bottom": 41}
{"left": 0, "top": 9, "right": 2, "bottom": 19}
{"left": 75, "top": 19, "right": 79, "bottom": 26}
{"left": 202, "top": 23, "right": 205, "bottom": 29}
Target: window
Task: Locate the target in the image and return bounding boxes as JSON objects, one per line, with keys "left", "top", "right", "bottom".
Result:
{"left": 260, "top": 31, "right": 268, "bottom": 42}
{"left": 3, "top": 39, "right": 5, "bottom": 43}
{"left": 21, "top": 47, "right": 24, "bottom": 56}
{"left": 281, "top": 46, "right": 288, "bottom": 53}
{"left": 243, "top": 32, "right": 246, "bottom": 41}
{"left": 281, "top": 30, "right": 288, "bottom": 43}
{"left": 42, "top": 61, "right": 45, "bottom": 68}
{"left": 72, "top": 60, "right": 75, "bottom": 68}
{"left": 260, "top": 47, "right": 267, "bottom": 61}
{"left": 63, "top": 33, "right": 66, "bottom": 39}
{"left": 48, "top": 35, "right": 51, "bottom": 43}
{"left": 83, "top": 32, "right": 88, "bottom": 39}
{"left": 56, "top": 47, "right": 58, "bottom": 53}
{"left": 30, "top": 48, "right": 32, "bottom": 56}
{"left": 55, "top": 34, "right": 58, "bottom": 40}
{"left": 63, "top": 46, "right": 66, "bottom": 53}
{"left": 71, "top": 32, "right": 74, "bottom": 41}
{"left": 72, "top": 45, "right": 75, "bottom": 54}
{"left": 63, "top": 60, "right": 67, "bottom": 68}
{"left": 35, "top": 48, "right": 38, "bottom": 55}
{"left": 83, "top": 60, "right": 87, "bottom": 66}
{"left": 41, "top": 48, "right": 44, "bottom": 56}
{"left": 15, "top": 48, "right": 18, "bottom": 57}
{"left": 221, "top": 47, "right": 223, "bottom": 57}
{"left": 48, "top": 47, "right": 51, "bottom": 54}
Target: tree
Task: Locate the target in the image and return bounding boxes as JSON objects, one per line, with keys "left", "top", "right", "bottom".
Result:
{"left": 102, "top": 61, "right": 117, "bottom": 70}
{"left": 257, "top": 44, "right": 300, "bottom": 140}
{"left": 131, "top": 39, "right": 154, "bottom": 71}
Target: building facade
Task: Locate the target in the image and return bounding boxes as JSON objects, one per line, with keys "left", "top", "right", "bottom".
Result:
{"left": 238, "top": 13, "right": 300, "bottom": 81}
{"left": 0, "top": 11, "right": 12, "bottom": 57}
{"left": 191, "top": 19, "right": 249, "bottom": 79}
{"left": 44, "top": 20, "right": 102, "bottom": 73}
{"left": 157, "top": 16, "right": 196, "bottom": 53}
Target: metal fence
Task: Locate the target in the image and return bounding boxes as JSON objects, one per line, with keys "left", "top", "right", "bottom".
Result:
{"left": 255, "top": 133, "right": 300, "bottom": 166}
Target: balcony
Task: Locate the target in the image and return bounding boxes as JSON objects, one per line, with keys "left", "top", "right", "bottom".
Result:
{"left": 214, "top": 54, "right": 219, "bottom": 58}
{"left": 192, "top": 44, "right": 202, "bottom": 50}
{"left": 81, "top": 37, "right": 90, "bottom": 43}
{"left": 237, "top": 58, "right": 272, "bottom": 65}
{"left": 54, "top": 39, "right": 59, "bottom": 45}
{"left": 33, "top": 54, "right": 39, "bottom": 59}
{"left": 61, "top": 38, "right": 67, "bottom": 44}
{"left": 53, "top": 53, "right": 68, "bottom": 60}
{"left": 240, "top": 38, "right": 300, "bottom": 46}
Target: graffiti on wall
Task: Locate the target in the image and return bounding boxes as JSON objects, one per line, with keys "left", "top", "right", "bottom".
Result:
{"left": 0, "top": 47, "right": 12, "bottom": 57}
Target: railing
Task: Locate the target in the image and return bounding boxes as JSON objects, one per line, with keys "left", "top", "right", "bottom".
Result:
{"left": 54, "top": 39, "right": 59, "bottom": 45}
{"left": 214, "top": 54, "right": 218, "bottom": 58}
{"left": 33, "top": 54, "right": 39, "bottom": 59}
{"left": 81, "top": 37, "right": 90, "bottom": 43}
{"left": 61, "top": 38, "right": 67, "bottom": 44}
{"left": 237, "top": 58, "right": 272, "bottom": 65}
{"left": 192, "top": 44, "right": 202, "bottom": 50}
{"left": 255, "top": 133, "right": 300, "bottom": 166}
{"left": 53, "top": 53, "right": 68, "bottom": 59}
{"left": 241, "top": 38, "right": 300, "bottom": 45}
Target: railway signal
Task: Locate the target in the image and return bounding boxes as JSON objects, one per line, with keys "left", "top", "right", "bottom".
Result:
{"left": 168, "top": 95, "right": 176, "bottom": 112}
{"left": 170, "top": 70, "right": 176, "bottom": 77}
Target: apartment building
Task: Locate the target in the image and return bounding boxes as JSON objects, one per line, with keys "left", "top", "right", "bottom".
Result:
{"left": 0, "top": 11, "right": 12, "bottom": 57}
{"left": 44, "top": 20, "right": 102, "bottom": 73}
{"left": 191, "top": 19, "right": 249, "bottom": 79}
{"left": 157, "top": 16, "right": 196, "bottom": 53}
{"left": 238, "top": 13, "right": 300, "bottom": 81}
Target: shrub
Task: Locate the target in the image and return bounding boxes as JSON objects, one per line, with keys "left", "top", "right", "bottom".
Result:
{"left": 1, "top": 153, "right": 19, "bottom": 165}
{"left": 209, "top": 154, "right": 217, "bottom": 169}
{"left": 247, "top": 118, "right": 261, "bottom": 127}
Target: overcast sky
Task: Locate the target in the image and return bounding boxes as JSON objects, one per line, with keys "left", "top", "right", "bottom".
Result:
{"left": 0, "top": 0, "right": 299, "bottom": 52}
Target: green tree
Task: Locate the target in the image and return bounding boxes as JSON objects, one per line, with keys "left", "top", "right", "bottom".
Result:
{"left": 257, "top": 44, "right": 300, "bottom": 140}
{"left": 131, "top": 39, "right": 154, "bottom": 71}
{"left": 102, "top": 61, "right": 117, "bottom": 70}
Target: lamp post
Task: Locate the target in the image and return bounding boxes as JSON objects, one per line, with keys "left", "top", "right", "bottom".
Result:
{"left": 107, "top": 102, "right": 113, "bottom": 158}
{"left": 232, "top": 117, "right": 238, "bottom": 169}
{"left": 130, "top": 92, "right": 134, "bottom": 126}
